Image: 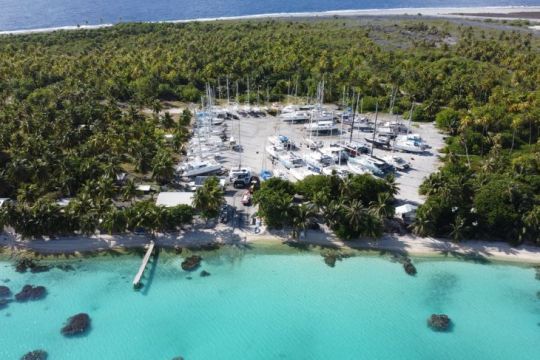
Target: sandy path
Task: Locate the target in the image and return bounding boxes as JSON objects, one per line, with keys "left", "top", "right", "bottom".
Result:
{"left": 2, "top": 226, "right": 539, "bottom": 264}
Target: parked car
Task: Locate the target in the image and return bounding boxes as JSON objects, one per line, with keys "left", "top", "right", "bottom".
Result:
{"left": 383, "top": 156, "right": 411, "bottom": 171}
{"left": 341, "top": 142, "right": 370, "bottom": 157}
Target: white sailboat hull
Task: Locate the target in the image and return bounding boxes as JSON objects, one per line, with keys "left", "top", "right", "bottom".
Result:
{"left": 393, "top": 141, "right": 425, "bottom": 153}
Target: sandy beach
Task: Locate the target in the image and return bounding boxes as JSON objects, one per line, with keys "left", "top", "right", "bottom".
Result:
{"left": 2, "top": 225, "right": 539, "bottom": 264}
{"left": 1, "top": 6, "right": 539, "bottom": 35}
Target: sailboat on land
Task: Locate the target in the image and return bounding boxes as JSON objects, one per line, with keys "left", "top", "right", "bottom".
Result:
{"left": 178, "top": 85, "right": 223, "bottom": 177}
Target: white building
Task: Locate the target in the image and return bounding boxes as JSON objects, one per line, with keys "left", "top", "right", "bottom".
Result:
{"left": 395, "top": 204, "right": 418, "bottom": 224}
{"left": 156, "top": 192, "right": 194, "bottom": 208}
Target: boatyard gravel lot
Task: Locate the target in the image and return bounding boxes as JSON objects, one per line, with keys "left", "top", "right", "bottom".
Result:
{"left": 218, "top": 110, "right": 445, "bottom": 207}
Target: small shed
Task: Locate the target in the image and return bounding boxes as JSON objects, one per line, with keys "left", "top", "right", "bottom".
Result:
{"left": 56, "top": 198, "right": 72, "bottom": 207}
{"left": 0, "top": 198, "right": 10, "bottom": 207}
{"left": 156, "top": 192, "right": 194, "bottom": 208}
{"left": 136, "top": 185, "right": 152, "bottom": 193}
{"left": 395, "top": 204, "right": 418, "bottom": 223}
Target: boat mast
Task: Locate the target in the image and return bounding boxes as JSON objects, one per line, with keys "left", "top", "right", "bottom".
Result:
{"left": 287, "top": 78, "right": 291, "bottom": 103}
{"left": 407, "top": 102, "right": 415, "bottom": 135}
{"left": 206, "top": 84, "right": 212, "bottom": 140}
{"left": 370, "top": 102, "right": 379, "bottom": 157}
{"left": 197, "top": 92, "right": 205, "bottom": 158}
{"left": 349, "top": 91, "right": 360, "bottom": 143}
{"left": 389, "top": 86, "right": 397, "bottom": 115}
{"left": 238, "top": 102, "right": 242, "bottom": 169}
{"left": 226, "top": 76, "right": 230, "bottom": 106}
{"left": 246, "top": 77, "right": 250, "bottom": 110}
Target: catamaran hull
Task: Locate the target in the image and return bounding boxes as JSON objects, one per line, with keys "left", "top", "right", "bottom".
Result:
{"left": 182, "top": 165, "right": 222, "bottom": 177}
{"left": 393, "top": 144, "right": 425, "bottom": 154}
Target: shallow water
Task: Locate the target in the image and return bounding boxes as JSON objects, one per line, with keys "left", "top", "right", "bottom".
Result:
{"left": 0, "top": 0, "right": 538, "bottom": 32}
{"left": 0, "top": 246, "right": 539, "bottom": 359}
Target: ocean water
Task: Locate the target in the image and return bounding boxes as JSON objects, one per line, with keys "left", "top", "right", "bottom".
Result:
{"left": 0, "top": 246, "right": 539, "bottom": 360}
{"left": 0, "top": 0, "right": 538, "bottom": 32}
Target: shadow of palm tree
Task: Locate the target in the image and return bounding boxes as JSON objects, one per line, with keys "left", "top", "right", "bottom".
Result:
{"left": 283, "top": 241, "right": 311, "bottom": 251}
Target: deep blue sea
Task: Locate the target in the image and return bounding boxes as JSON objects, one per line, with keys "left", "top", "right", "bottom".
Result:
{"left": 0, "top": 0, "right": 538, "bottom": 32}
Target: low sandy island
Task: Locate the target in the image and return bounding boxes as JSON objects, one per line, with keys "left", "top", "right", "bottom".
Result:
{"left": 2, "top": 225, "right": 539, "bottom": 265}
{"left": 1, "top": 6, "right": 540, "bottom": 35}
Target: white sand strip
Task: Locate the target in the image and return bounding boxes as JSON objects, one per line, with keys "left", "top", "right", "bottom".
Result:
{"left": 1, "top": 227, "right": 539, "bottom": 264}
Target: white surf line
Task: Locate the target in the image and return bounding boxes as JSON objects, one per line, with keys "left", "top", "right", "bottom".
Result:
{"left": 0, "top": 23, "right": 114, "bottom": 35}
{"left": 1, "top": 6, "right": 539, "bottom": 36}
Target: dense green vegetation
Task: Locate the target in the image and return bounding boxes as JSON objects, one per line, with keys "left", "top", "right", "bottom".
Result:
{"left": 414, "top": 40, "right": 539, "bottom": 243}
{"left": 254, "top": 174, "right": 396, "bottom": 240}
{"left": 415, "top": 143, "right": 539, "bottom": 243}
{"left": 0, "top": 199, "right": 195, "bottom": 237}
{"left": 1, "top": 20, "right": 538, "bottom": 115}
{"left": 192, "top": 177, "right": 225, "bottom": 220}
{"left": 0, "top": 18, "right": 538, "bottom": 241}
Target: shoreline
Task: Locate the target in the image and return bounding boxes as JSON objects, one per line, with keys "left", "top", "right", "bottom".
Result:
{"left": 2, "top": 229, "right": 539, "bottom": 265}
{"left": 1, "top": 5, "right": 540, "bottom": 35}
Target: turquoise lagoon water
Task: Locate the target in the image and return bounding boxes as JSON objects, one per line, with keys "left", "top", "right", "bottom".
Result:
{"left": 0, "top": 246, "right": 539, "bottom": 360}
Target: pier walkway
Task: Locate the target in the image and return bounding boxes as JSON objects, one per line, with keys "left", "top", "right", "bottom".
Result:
{"left": 133, "top": 241, "right": 155, "bottom": 289}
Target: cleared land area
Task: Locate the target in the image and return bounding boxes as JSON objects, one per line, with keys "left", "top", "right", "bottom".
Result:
{"left": 217, "top": 110, "right": 444, "bottom": 206}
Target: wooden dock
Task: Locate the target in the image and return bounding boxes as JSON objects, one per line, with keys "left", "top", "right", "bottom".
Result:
{"left": 133, "top": 241, "right": 155, "bottom": 289}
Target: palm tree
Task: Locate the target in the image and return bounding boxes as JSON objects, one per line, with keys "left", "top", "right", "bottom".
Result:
{"left": 16, "top": 184, "right": 39, "bottom": 205}
{"left": 363, "top": 212, "right": 383, "bottom": 239}
{"left": 192, "top": 177, "right": 224, "bottom": 220}
{"left": 339, "top": 175, "right": 354, "bottom": 198}
{"left": 343, "top": 199, "right": 365, "bottom": 233}
{"left": 384, "top": 173, "right": 399, "bottom": 198}
{"left": 101, "top": 208, "right": 127, "bottom": 234}
{"left": 369, "top": 192, "right": 395, "bottom": 219}
{"left": 151, "top": 99, "right": 163, "bottom": 118}
{"left": 94, "top": 197, "right": 114, "bottom": 218}
{"left": 419, "top": 172, "right": 445, "bottom": 196}
{"left": 412, "top": 206, "right": 433, "bottom": 237}
{"left": 291, "top": 203, "right": 316, "bottom": 239}
{"left": 102, "top": 160, "right": 122, "bottom": 180}
{"left": 96, "top": 175, "right": 116, "bottom": 199}
{"left": 311, "top": 191, "right": 329, "bottom": 213}
{"left": 322, "top": 200, "right": 342, "bottom": 228}
{"left": 149, "top": 204, "right": 166, "bottom": 235}
{"left": 160, "top": 111, "right": 175, "bottom": 129}
{"left": 123, "top": 179, "right": 137, "bottom": 203}
{"left": 180, "top": 108, "right": 193, "bottom": 126}
{"left": 523, "top": 206, "right": 540, "bottom": 243}
{"left": 151, "top": 150, "right": 175, "bottom": 185}
{"left": 126, "top": 200, "right": 161, "bottom": 233}
{"left": 449, "top": 215, "right": 465, "bottom": 242}
{"left": 67, "top": 189, "right": 100, "bottom": 233}
{"left": 172, "top": 128, "right": 189, "bottom": 152}
{"left": 0, "top": 205, "right": 7, "bottom": 230}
